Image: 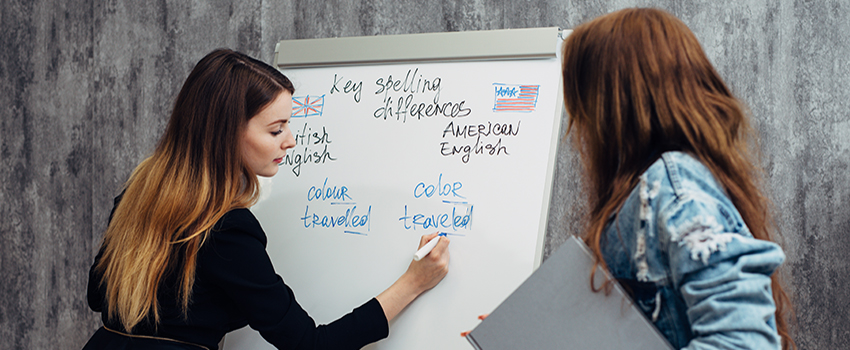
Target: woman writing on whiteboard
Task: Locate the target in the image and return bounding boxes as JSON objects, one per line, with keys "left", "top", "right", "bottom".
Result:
{"left": 83, "top": 49, "right": 450, "bottom": 350}
{"left": 561, "top": 8, "right": 794, "bottom": 349}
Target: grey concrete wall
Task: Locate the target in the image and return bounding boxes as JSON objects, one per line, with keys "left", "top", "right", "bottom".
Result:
{"left": 1, "top": 0, "right": 846, "bottom": 349}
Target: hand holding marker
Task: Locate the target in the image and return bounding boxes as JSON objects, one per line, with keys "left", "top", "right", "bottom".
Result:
{"left": 414, "top": 233, "right": 447, "bottom": 261}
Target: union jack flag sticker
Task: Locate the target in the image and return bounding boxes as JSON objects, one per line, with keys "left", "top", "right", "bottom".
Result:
{"left": 292, "top": 95, "right": 325, "bottom": 118}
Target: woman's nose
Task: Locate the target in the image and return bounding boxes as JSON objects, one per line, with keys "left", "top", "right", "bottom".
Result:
{"left": 282, "top": 132, "right": 296, "bottom": 150}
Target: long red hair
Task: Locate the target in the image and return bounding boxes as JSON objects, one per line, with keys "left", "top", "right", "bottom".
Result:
{"left": 561, "top": 8, "right": 794, "bottom": 349}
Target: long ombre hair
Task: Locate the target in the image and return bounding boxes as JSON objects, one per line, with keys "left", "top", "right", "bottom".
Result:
{"left": 96, "top": 49, "right": 294, "bottom": 332}
{"left": 561, "top": 8, "right": 794, "bottom": 349}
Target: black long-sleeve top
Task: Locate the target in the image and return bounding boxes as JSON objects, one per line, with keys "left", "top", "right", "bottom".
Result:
{"left": 87, "top": 203, "right": 389, "bottom": 350}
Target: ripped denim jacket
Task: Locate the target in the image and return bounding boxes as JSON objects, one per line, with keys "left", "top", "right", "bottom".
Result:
{"left": 601, "top": 151, "right": 784, "bottom": 349}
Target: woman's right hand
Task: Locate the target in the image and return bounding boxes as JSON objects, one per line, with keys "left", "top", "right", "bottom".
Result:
{"left": 405, "top": 232, "right": 451, "bottom": 293}
{"left": 376, "top": 232, "right": 450, "bottom": 322}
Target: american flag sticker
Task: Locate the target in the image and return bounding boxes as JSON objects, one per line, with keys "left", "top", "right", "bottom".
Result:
{"left": 492, "top": 83, "right": 539, "bottom": 112}
{"left": 292, "top": 95, "right": 325, "bottom": 118}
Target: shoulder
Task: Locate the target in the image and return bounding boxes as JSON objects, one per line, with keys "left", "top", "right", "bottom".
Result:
{"left": 216, "top": 208, "right": 262, "bottom": 229}
{"left": 628, "top": 152, "right": 784, "bottom": 275}
{"left": 209, "top": 208, "right": 267, "bottom": 246}
{"left": 615, "top": 151, "right": 756, "bottom": 264}
{"left": 617, "top": 152, "right": 730, "bottom": 231}
{"left": 640, "top": 151, "right": 725, "bottom": 199}
{"left": 645, "top": 154, "right": 785, "bottom": 275}
{"left": 638, "top": 152, "right": 740, "bottom": 226}
{"left": 196, "top": 208, "right": 282, "bottom": 289}
{"left": 646, "top": 152, "right": 749, "bottom": 237}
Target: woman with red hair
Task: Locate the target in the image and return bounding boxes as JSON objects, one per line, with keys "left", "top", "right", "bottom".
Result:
{"left": 562, "top": 8, "right": 794, "bottom": 349}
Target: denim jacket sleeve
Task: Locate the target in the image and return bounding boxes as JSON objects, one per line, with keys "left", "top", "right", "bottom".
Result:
{"left": 657, "top": 153, "right": 785, "bottom": 349}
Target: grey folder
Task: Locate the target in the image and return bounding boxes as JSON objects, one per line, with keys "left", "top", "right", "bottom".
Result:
{"left": 466, "top": 236, "right": 674, "bottom": 350}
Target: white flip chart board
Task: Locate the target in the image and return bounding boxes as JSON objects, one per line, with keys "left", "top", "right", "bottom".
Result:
{"left": 225, "top": 27, "right": 566, "bottom": 350}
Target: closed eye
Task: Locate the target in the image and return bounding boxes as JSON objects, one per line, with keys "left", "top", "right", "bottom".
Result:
{"left": 270, "top": 119, "right": 289, "bottom": 136}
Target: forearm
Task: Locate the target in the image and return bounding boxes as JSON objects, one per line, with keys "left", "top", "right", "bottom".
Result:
{"left": 375, "top": 272, "right": 423, "bottom": 322}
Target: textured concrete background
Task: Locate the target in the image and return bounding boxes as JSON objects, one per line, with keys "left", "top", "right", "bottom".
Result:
{"left": 1, "top": 0, "right": 847, "bottom": 349}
